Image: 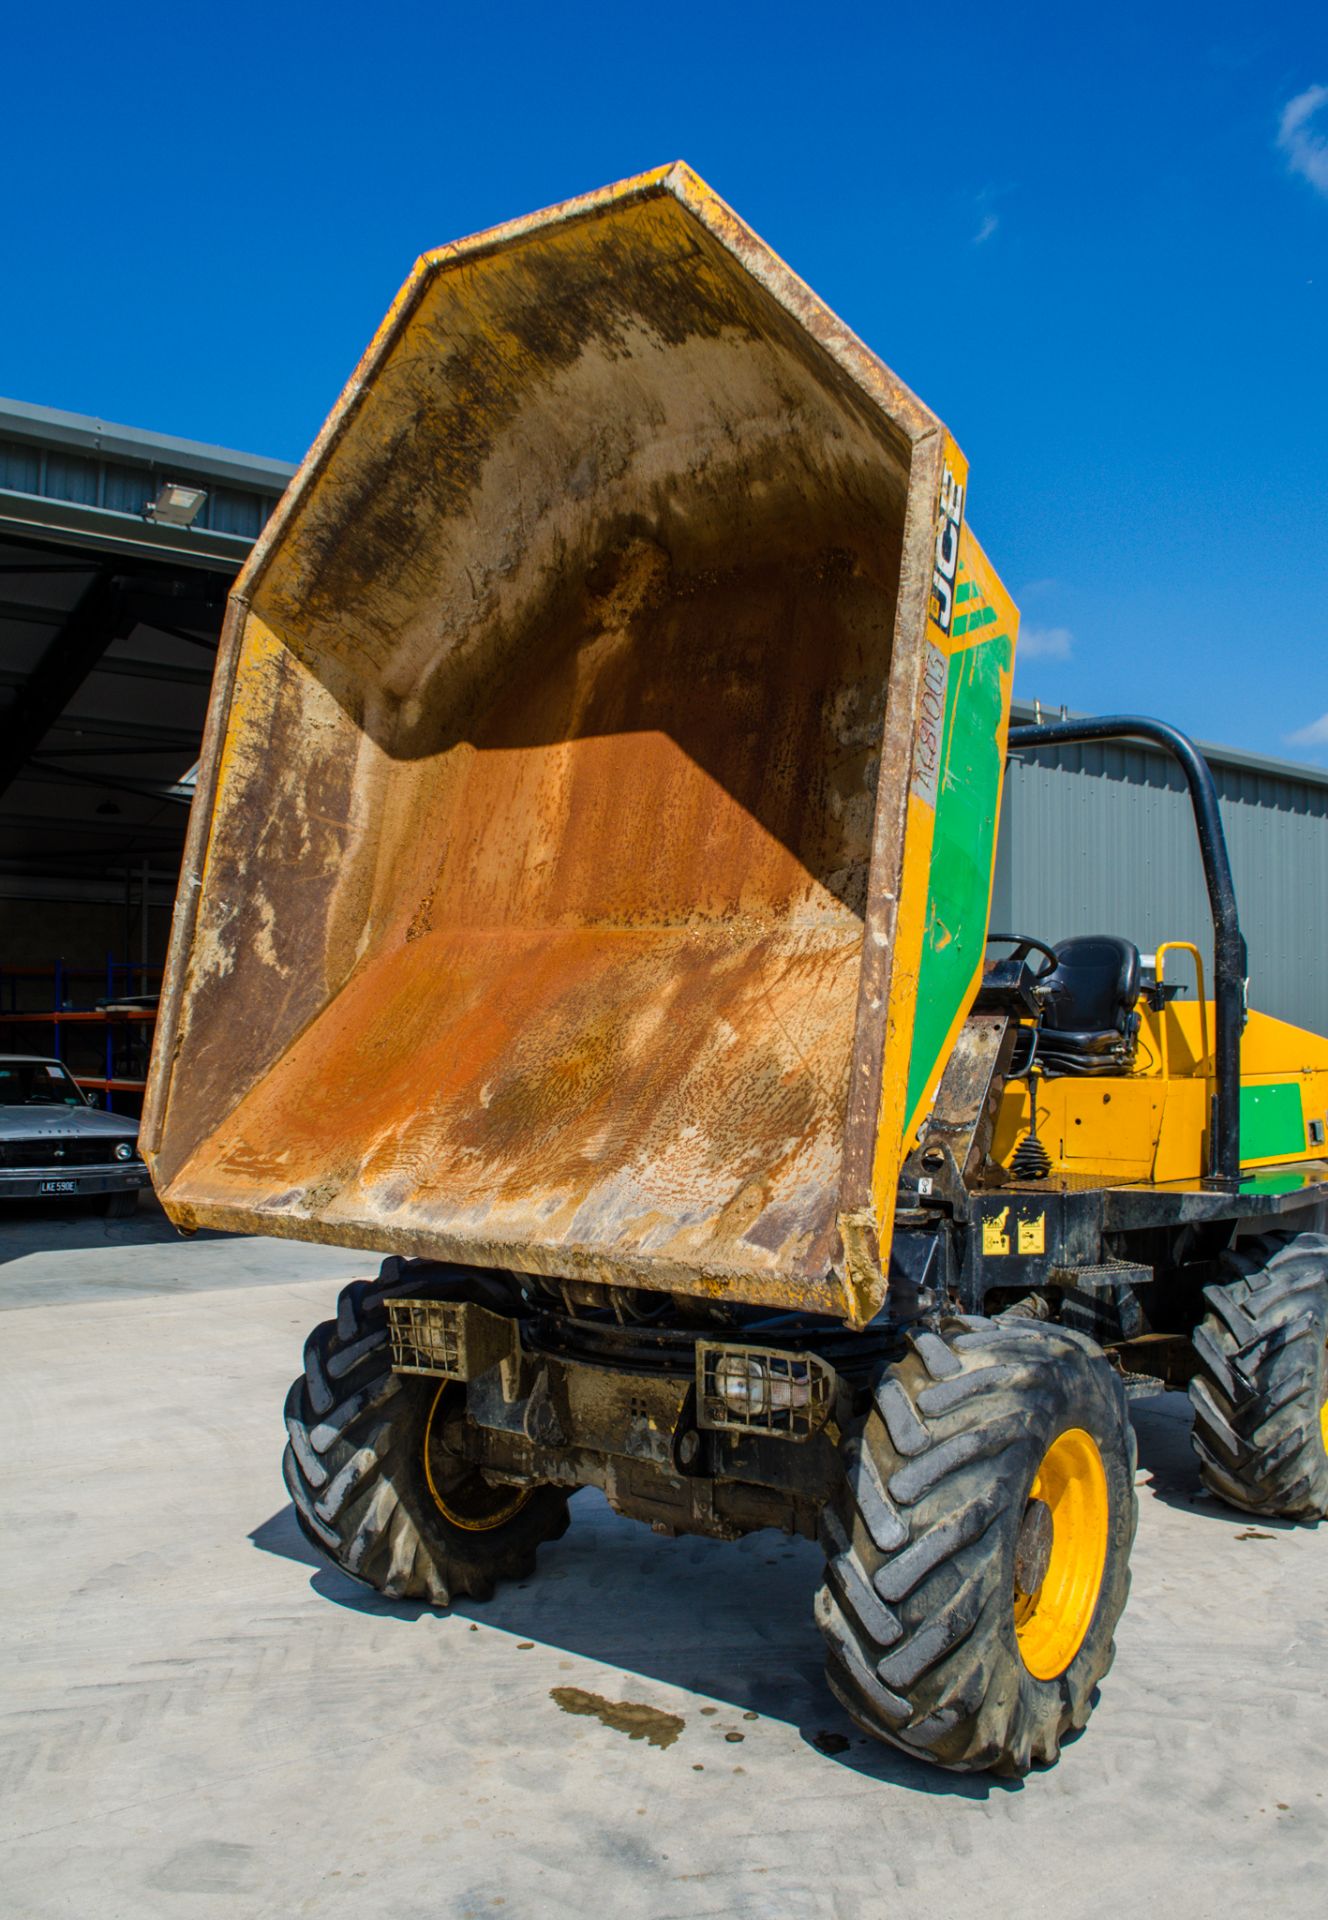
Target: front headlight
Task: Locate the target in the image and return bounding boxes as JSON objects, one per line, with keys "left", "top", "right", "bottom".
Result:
{"left": 712, "top": 1352, "right": 813, "bottom": 1417}
{"left": 114, "top": 1141, "right": 136, "bottom": 1162}
{"left": 697, "top": 1342, "right": 836, "bottom": 1438}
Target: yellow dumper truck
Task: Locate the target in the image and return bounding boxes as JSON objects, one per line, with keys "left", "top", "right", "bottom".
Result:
{"left": 143, "top": 166, "right": 1328, "bottom": 1774}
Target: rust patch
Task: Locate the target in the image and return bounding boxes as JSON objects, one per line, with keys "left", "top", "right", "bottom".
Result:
{"left": 550, "top": 1687, "right": 684, "bottom": 1750}
{"left": 155, "top": 384, "right": 904, "bottom": 1295}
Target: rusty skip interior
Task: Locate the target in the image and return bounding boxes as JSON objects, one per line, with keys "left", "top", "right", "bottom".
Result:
{"left": 149, "top": 181, "right": 931, "bottom": 1305}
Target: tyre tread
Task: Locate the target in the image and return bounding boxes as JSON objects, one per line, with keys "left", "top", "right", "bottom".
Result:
{"left": 1188, "top": 1232, "right": 1328, "bottom": 1522}
{"left": 815, "top": 1315, "right": 1136, "bottom": 1774}
{"left": 282, "top": 1258, "right": 571, "bottom": 1604}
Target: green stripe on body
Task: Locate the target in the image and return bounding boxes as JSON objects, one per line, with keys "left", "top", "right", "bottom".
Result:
{"left": 952, "top": 606, "right": 997, "bottom": 638}
{"left": 1239, "top": 1083, "right": 1307, "bottom": 1161}
{"left": 902, "top": 628, "right": 1013, "bottom": 1137}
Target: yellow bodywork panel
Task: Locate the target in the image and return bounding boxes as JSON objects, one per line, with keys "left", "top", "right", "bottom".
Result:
{"left": 991, "top": 993, "right": 1328, "bottom": 1184}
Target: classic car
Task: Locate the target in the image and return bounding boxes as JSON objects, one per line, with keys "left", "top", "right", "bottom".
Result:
{"left": 0, "top": 1055, "right": 150, "bottom": 1216}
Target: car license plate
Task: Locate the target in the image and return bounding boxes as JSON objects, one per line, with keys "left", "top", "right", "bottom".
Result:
{"left": 38, "top": 1179, "right": 80, "bottom": 1194}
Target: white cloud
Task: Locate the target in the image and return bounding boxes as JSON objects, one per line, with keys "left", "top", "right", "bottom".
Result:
{"left": 1278, "top": 84, "right": 1328, "bottom": 197}
{"left": 1018, "top": 626, "right": 1074, "bottom": 661}
{"left": 1287, "top": 710, "right": 1328, "bottom": 747}
{"left": 971, "top": 182, "right": 1010, "bottom": 245}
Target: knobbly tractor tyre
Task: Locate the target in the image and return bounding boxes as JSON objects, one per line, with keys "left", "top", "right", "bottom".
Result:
{"left": 283, "top": 1259, "right": 571, "bottom": 1603}
{"left": 815, "top": 1317, "right": 1137, "bottom": 1775}
{"left": 1189, "top": 1230, "right": 1328, "bottom": 1522}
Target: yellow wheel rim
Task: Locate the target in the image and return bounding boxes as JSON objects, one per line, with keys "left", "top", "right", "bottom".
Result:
{"left": 1320, "top": 1343, "right": 1328, "bottom": 1456}
{"left": 1014, "top": 1427, "right": 1110, "bottom": 1681}
{"left": 423, "top": 1384, "right": 533, "bottom": 1533}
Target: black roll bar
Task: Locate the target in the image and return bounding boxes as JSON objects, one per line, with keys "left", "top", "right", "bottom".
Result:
{"left": 1006, "top": 715, "right": 1247, "bottom": 1190}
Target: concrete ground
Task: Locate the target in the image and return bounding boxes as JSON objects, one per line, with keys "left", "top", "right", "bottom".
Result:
{"left": 1, "top": 1200, "right": 1325, "bottom": 1920}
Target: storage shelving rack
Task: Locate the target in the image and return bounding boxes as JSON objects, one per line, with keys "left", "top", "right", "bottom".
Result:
{"left": 0, "top": 958, "right": 160, "bottom": 1112}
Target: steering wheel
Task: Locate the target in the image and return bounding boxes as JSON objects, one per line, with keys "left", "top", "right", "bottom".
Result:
{"left": 985, "top": 933, "right": 1060, "bottom": 982}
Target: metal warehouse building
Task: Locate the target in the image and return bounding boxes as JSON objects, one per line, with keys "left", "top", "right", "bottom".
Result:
{"left": 0, "top": 397, "right": 292, "bottom": 1106}
{"left": 995, "top": 710, "right": 1328, "bottom": 1039}
{"left": 1, "top": 393, "right": 1325, "bottom": 1118}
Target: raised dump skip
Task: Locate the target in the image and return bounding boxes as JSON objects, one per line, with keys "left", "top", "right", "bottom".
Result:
{"left": 144, "top": 166, "right": 1017, "bottom": 1324}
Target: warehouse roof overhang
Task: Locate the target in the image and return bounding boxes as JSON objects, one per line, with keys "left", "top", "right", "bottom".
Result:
{"left": 0, "top": 397, "right": 295, "bottom": 898}
{"left": 1008, "top": 700, "right": 1328, "bottom": 796}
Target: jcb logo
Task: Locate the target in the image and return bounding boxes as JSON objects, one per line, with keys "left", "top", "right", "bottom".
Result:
{"left": 929, "top": 462, "right": 965, "bottom": 634}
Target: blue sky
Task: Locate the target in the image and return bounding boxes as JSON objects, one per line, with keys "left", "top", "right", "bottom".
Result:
{"left": 5, "top": 3, "right": 1326, "bottom": 762}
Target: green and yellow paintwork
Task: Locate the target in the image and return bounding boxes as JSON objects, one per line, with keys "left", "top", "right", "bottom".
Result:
{"left": 871, "top": 433, "right": 1017, "bottom": 1230}
{"left": 990, "top": 995, "right": 1328, "bottom": 1184}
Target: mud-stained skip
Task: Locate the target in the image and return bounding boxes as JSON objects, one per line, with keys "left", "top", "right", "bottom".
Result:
{"left": 550, "top": 1687, "right": 684, "bottom": 1750}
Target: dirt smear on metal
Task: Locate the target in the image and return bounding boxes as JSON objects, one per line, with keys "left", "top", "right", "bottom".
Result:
{"left": 550, "top": 1686, "right": 684, "bottom": 1750}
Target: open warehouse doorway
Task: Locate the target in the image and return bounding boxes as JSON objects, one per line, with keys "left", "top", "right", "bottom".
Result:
{"left": 0, "top": 397, "right": 293, "bottom": 1113}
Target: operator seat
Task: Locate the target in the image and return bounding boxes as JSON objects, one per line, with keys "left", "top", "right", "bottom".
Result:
{"left": 1036, "top": 935, "right": 1141, "bottom": 1076}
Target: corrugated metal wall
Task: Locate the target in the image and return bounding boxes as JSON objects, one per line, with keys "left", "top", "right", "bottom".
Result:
{"left": 991, "top": 726, "right": 1328, "bottom": 1038}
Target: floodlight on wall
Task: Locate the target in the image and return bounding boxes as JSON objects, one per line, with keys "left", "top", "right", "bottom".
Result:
{"left": 145, "top": 480, "right": 208, "bottom": 527}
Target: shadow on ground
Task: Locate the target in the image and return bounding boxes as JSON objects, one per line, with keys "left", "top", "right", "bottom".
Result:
{"left": 248, "top": 1389, "right": 1260, "bottom": 1797}
{"left": 1127, "top": 1388, "right": 1300, "bottom": 1529}
{"left": 0, "top": 1191, "right": 219, "bottom": 1267}
{"left": 250, "top": 1495, "right": 1021, "bottom": 1800}
{"left": 0, "top": 1197, "right": 365, "bottom": 1308}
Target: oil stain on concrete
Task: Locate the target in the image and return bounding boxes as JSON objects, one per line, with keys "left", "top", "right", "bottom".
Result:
{"left": 550, "top": 1687, "right": 684, "bottom": 1750}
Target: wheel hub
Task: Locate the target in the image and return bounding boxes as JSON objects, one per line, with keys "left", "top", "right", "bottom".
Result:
{"left": 423, "top": 1384, "right": 534, "bottom": 1533}
{"left": 1014, "top": 1497, "right": 1054, "bottom": 1597}
{"left": 1013, "top": 1427, "right": 1110, "bottom": 1681}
